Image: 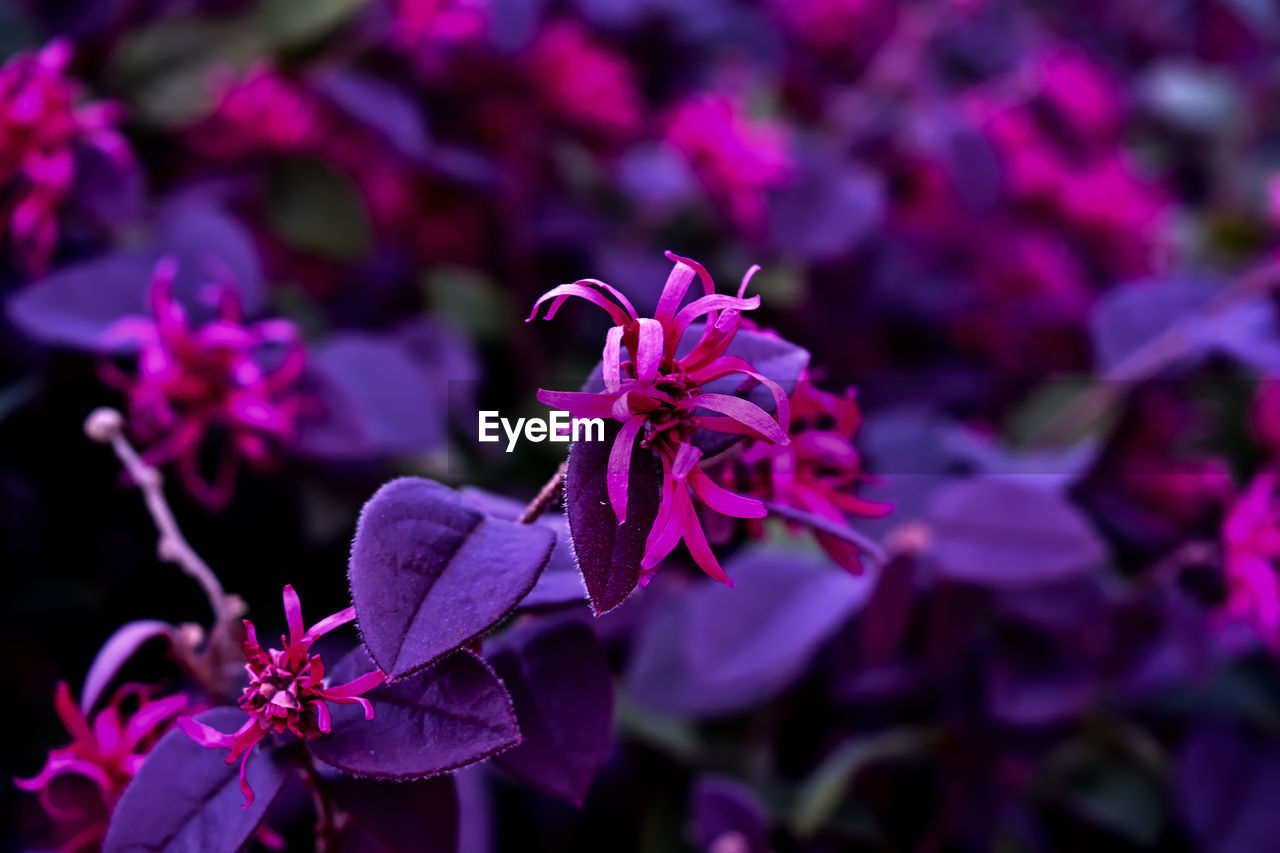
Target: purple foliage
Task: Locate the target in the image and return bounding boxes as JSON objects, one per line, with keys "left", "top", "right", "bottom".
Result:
{"left": 348, "top": 477, "right": 556, "bottom": 678}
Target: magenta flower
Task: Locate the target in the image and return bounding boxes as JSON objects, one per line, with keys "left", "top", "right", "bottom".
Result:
{"left": 0, "top": 39, "right": 130, "bottom": 275}
{"left": 192, "top": 64, "right": 326, "bottom": 159}
{"left": 178, "top": 585, "right": 385, "bottom": 806}
{"left": 15, "top": 683, "right": 187, "bottom": 852}
{"left": 664, "top": 94, "right": 791, "bottom": 233}
{"left": 1219, "top": 472, "right": 1280, "bottom": 651}
{"left": 721, "top": 377, "right": 892, "bottom": 573}
{"left": 101, "top": 259, "right": 307, "bottom": 509}
{"left": 391, "top": 0, "right": 489, "bottom": 52}
{"left": 529, "top": 252, "right": 791, "bottom": 585}
{"left": 530, "top": 19, "right": 642, "bottom": 138}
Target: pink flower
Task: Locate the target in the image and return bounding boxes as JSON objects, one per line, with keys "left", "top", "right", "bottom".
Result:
{"left": 530, "top": 19, "right": 642, "bottom": 138}
{"left": 391, "top": 0, "right": 489, "bottom": 51}
{"left": 1219, "top": 472, "right": 1280, "bottom": 651}
{"left": 528, "top": 252, "right": 791, "bottom": 585}
{"left": 0, "top": 39, "right": 130, "bottom": 275}
{"left": 101, "top": 259, "right": 308, "bottom": 510}
{"left": 15, "top": 683, "right": 187, "bottom": 852}
{"left": 178, "top": 585, "right": 385, "bottom": 805}
{"left": 721, "top": 377, "right": 892, "bottom": 572}
{"left": 774, "top": 0, "right": 895, "bottom": 58}
{"left": 664, "top": 94, "right": 791, "bottom": 233}
{"left": 191, "top": 64, "right": 326, "bottom": 159}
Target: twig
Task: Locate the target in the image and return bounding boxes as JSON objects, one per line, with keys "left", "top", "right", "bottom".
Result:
{"left": 84, "top": 408, "right": 240, "bottom": 625}
{"left": 518, "top": 461, "right": 569, "bottom": 524}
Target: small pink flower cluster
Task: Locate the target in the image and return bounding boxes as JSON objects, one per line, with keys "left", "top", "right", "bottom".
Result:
{"left": 14, "top": 683, "right": 187, "bottom": 852}
{"left": 0, "top": 40, "right": 130, "bottom": 274}
{"left": 664, "top": 94, "right": 792, "bottom": 234}
{"left": 102, "top": 260, "right": 308, "bottom": 510}
{"left": 179, "top": 585, "right": 385, "bottom": 805}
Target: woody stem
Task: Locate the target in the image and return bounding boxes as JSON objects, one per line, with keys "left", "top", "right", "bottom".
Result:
{"left": 84, "top": 408, "right": 242, "bottom": 626}
{"left": 518, "top": 461, "right": 569, "bottom": 524}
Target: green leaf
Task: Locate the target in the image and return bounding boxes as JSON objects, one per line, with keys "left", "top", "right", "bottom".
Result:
{"left": 791, "top": 727, "right": 938, "bottom": 837}
{"left": 423, "top": 266, "right": 513, "bottom": 342}
{"left": 110, "top": 18, "right": 267, "bottom": 128}
{"left": 252, "top": 0, "right": 372, "bottom": 49}
{"left": 266, "top": 158, "right": 373, "bottom": 261}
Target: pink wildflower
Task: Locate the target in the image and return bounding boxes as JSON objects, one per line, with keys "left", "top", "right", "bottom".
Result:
{"left": 528, "top": 252, "right": 791, "bottom": 585}
{"left": 0, "top": 39, "right": 130, "bottom": 275}
{"left": 101, "top": 259, "right": 307, "bottom": 510}
{"left": 15, "top": 683, "right": 187, "bottom": 852}
{"left": 178, "top": 585, "right": 385, "bottom": 805}
{"left": 1219, "top": 472, "right": 1280, "bottom": 651}
{"left": 391, "top": 0, "right": 489, "bottom": 51}
{"left": 721, "top": 377, "right": 892, "bottom": 573}
{"left": 664, "top": 94, "right": 791, "bottom": 233}
{"left": 192, "top": 64, "right": 326, "bottom": 159}
{"left": 530, "top": 19, "right": 642, "bottom": 138}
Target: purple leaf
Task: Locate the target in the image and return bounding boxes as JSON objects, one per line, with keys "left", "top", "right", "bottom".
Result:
{"left": 627, "top": 548, "right": 874, "bottom": 716}
{"left": 925, "top": 479, "right": 1106, "bottom": 587}
{"left": 1089, "top": 275, "right": 1227, "bottom": 374}
{"left": 565, "top": 421, "right": 663, "bottom": 616}
{"left": 770, "top": 146, "right": 883, "bottom": 262}
{"left": 153, "top": 197, "right": 266, "bottom": 316}
{"left": 309, "top": 648, "right": 521, "bottom": 780}
{"left": 102, "top": 708, "right": 298, "bottom": 853}
{"left": 489, "top": 620, "right": 614, "bottom": 805}
{"left": 692, "top": 775, "right": 771, "bottom": 853}
{"left": 80, "top": 619, "right": 175, "bottom": 714}
{"left": 299, "top": 328, "right": 472, "bottom": 460}
{"left": 8, "top": 252, "right": 156, "bottom": 350}
{"left": 8, "top": 199, "right": 265, "bottom": 351}
{"left": 1177, "top": 726, "right": 1280, "bottom": 853}
{"left": 348, "top": 477, "right": 556, "bottom": 679}
{"left": 459, "top": 488, "right": 586, "bottom": 610}
{"left": 761, "top": 500, "right": 887, "bottom": 566}
{"left": 329, "top": 775, "right": 458, "bottom": 853}
{"left": 687, "top": 328, "right": 810, "bottom": 459}
{"left": 313, "top": 71, "right": 432, "bottom": 162}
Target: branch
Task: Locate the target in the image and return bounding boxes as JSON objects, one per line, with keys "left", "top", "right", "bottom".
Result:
{"left": 84, "top": 408, "right": 241, "bottom": 626}
{"left": 518, "top": 460, "right": 569, "bottom": 524}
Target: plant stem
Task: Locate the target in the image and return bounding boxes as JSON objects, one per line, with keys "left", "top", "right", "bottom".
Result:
{"left": 518, "top": 460, "right": 569, "bottom": 524}
{"left": 84, "top": 408, "right": 241, "bottom": 625}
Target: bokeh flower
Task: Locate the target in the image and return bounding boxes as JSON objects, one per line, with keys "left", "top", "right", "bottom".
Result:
{"left": 1219, "top": 471, "right": 1280, "bottom": 651}
{"left": 14, "top": 683, "right": 187, "bottom": 852}
{"left": 718, "top": 377, "right": 891, "bottom": 572}
{"left": 0, "top": 39, "right": 130, "bottom": 275}
{"left": 101, "top": 258, "right": 308, "bottom": 509}
{"left": 664, "top": 94, "right": 791, "bottom": 233}
{"left": 178, "top": 585, "right": 385, "bottom": 805}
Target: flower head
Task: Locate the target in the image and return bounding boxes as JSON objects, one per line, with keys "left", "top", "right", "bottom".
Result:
{"left": 664, "top": 94, "right": 791, "bottom": 233}
{"left": 191, "top": 64, "right": 325, "bottom": 159}
{"left": 529, "top": 252, "right": 792, "bottom": 584}
{"left": 15, "top": 683, "right": 187, "bottom": 852}
{"left": 178, "top": 585, "right": 385, "bottom": 805}
{"left": 391, "top": 0, "right": 489, "bottom": 53}
{"left": 530, "top": 19, "right": 642, "bottom": 138}
{"left": 719, "top": 377, "right": 892, "bottom": 572}
{"left": 101, "top": 259, "right": 308, "bottom": 509}
{"left": 1219, "top": 472, "right": 1280, "bottom": 651}
{"left": 0, "top": 39, "right": 130, "bottom": 274}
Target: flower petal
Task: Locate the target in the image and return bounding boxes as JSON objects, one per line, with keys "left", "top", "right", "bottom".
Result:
{"left": 526, "top": 282, "right": 635, "bottom": 326}
{"left": 281, "top": 585, "right": 306, "bottom": 647}
{"left": 688, "top": 467, "right": 767, "bottom": 519}
{"left": 683, "top": 393, "right": 788, "bottom": 444}
{"left": 607, "top": 415, "right": 646, "bottom": 523}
